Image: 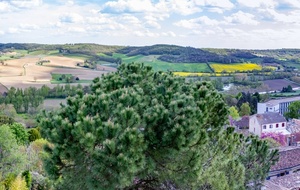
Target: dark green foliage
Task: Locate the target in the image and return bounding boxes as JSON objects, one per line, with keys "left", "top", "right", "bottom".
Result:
{"left": 0, "top": 115, "right": 14, "bottom": 125}
{"left": 237, "top": 92, "right": 259, "bottom": 114}
{"left": 28, "top": 128, "right": 41, "bottom": 142}
{"left": 22, "top": 170, "right": 32, "bottom": 188}
{"left": 281, "top": 85, "right": 294, "bottom": 93}
{"left": 240, "top": 136, "right": 279, "bottom": 189}
{"left": 39, "top": 63, "right": 278, "bottom": 189}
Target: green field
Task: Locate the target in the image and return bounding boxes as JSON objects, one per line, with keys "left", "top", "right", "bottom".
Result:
{"left": 51, "top": 73, "right": 92, "bottom": 84}
{"left": 112, "top": 53, "right": 211, "bottom": 72}
{"left": 285, "top": 62, "right": 300, "bottom": 70}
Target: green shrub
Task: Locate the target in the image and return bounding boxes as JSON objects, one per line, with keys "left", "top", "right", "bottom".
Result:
{"left": 28, "top": 128, "right": 41, "bottom": 142}
{"left": 21, "top": 171, "right": 32, "bottom": 188}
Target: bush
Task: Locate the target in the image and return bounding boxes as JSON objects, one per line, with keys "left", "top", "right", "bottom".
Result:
{"left": 21, "top": 171, "right": 32, "bottom": 188}
{"left": 8, "top": 123, "right": 29, "bottom": 145}
{"left": 28, "top": 128, "right": 41, "bottom": 142}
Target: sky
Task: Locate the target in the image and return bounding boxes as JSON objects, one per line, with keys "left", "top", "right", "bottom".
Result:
{"left": 1, "top": 0, "right": 300, "bottom": 49}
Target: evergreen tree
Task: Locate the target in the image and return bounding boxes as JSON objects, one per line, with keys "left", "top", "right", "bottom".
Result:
{"left": 239, "top": 136, "right": 279, "bottom": 189}
{"left": 39, "top": 63, "right": 277, "bottom": 189}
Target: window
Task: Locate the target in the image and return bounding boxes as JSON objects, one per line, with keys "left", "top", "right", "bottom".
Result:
{"left": 263, "top": 125, "right": 266, "bottom": 129}
{"left": 270, "top": 124, "right": 273, "bottom": 129}
{"left": 282, "top": 123, "right": 285, "bottom": 127}
{"left": 276, "top": 124, "right": 279, "bottom": 128}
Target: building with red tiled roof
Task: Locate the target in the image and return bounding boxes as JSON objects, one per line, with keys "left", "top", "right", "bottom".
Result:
{"left": 268, "top": 147, "right": 300, "bottom": 179}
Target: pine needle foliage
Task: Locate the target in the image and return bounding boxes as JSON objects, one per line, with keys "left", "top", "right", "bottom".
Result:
{"left": 39, "top": 63, "right": 278, "bottom": 190}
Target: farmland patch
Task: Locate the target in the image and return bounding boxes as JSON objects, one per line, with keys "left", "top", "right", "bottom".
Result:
{"left": 112, "top": 53, "right": 211, "bottom": 72}
{"left": 210, "top": 63, "right": 262, "bottom": 73}
{"left": 263, "top": 79, "right": 300, "bottom": 92}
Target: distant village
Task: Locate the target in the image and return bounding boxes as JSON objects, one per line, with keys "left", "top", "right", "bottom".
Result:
{"left": 233, "top": 96, "right": 300, "bottom": 189}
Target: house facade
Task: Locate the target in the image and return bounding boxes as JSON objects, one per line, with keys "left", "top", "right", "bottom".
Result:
{"left": 257, "top": 96, "right": 300, "bottom": 115}
{"left": 249, "top": 112, "right": 291, "bottom": 145}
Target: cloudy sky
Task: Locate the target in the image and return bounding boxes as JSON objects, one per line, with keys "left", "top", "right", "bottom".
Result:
{"left": 1, "top": 0, "right": 300, "bottom": 49}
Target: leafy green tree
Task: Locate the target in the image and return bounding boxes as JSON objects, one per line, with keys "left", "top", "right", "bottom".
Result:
{"left": 8, "top": 123, "right": 29, "bottom": 145}
{"left": 240, "top": 102, "right": 251, "bottom": 116}
{"left": 39, "top": 63, "right": 274, "bottom": 189}
{"left": 284, "top": 101, "right": 300, "bottom": 119}
{"left": 0, "top": 125, "right": 27, "bottom": 179}
{"left": 229, "top": 106, "right": 240, "bottom": 120}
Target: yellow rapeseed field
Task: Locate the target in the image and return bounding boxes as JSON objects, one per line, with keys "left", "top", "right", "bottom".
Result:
{"left": 173, "top": 72, "right": 230, "bottom": 77}
{"left": 210, "top": 63, "right": 262, "bottom": 73}
{"left": 173, "top": 72, "right": 206, "bottom": 77}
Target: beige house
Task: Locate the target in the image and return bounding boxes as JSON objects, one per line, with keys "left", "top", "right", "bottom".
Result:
{"left": 249, "top": 112, "right": 291, "bottom": 144}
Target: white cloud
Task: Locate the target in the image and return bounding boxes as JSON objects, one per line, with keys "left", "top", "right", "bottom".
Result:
{"left": 282, "top": 0, "right": 300, "bottom": 8}
{"left": 207, "top": 7, "right": 224, "bottom": 14}
{"left": 103, "top": 0, "right": 201, "bottom": 16}
{"left": 169, "top": 0, "right": 201, "bottom": 15}
{"left": 162, "top": 31, "right": 176, "bottom": 37}
{"left": 261, "top": 8, "right": 300, "bottom": 24}
{"left": 144, "top": 20, "right": 161, "bottom": 29}
{"left": 121, "top": 15, "right": 141, "bottom": 25}
{"left": 10, "top": 0, "right": 43, "bottom": 8}
{"left": 19, "top": 23, "right": 40, "bottom": 30}
{"left": 60, "top": 13, "right": 84, "bottom": 23}
{"left": 67, "top": 27, "right": 86, "bottom": 33}
{"left": 0, "top": 31, "right": 4, "bottom": 35}
{"left": 103, "top": 0, "right": 155, "bottom": 13}
{"left": 225, "top": 11, "right": 259, "bottom": 25}
{"left": 86, "top": 15, "right": 111, "bottom": 24}
{"left": 237, "top": 0, "right": 277, "bottom": 8}
{"left": 195, "top": 0, "right": 234, "bottom": 10}
{"left": 174, "top": 16, "right": 220, "bottom": 29}
{"left": 66, "top": 1, "right": 74, "bottom": 6}
{"left": 0, "top": 1, "right": 12, "bottom": 12}
{"left": 8, "top": 27, "right": 20, "bottom": 34}
{"left": 133, "top": 30, "right": 160, "bottom": 37}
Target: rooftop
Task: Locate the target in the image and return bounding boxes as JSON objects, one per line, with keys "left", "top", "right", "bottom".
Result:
{"left": 270, "top": 146, "right": 300, "bottom": 171}
{"left": 252, "top": 112, "right": 287, "bottom": 125}
{"left": 264, "top": 96, "right": 300, "bottom": 106}
{"left": 264, "top": 171, "right": 300, "bottom": 190}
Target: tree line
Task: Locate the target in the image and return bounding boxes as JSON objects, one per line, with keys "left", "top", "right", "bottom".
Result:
{"left": 0, "top": 84, "right": 90, "bottom": 113}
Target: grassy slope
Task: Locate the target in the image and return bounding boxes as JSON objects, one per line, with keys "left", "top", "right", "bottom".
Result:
{"left": 113, "top": 53, "right": 212, "bottom": 72}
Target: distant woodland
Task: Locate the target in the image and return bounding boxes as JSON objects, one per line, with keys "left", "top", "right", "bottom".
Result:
{"left": 1, "top": 43, "right": 300, "bottom": 67}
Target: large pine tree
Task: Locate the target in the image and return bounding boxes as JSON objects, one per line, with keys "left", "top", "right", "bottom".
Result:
{"left": 39, "top": 63, "right": 277, "bottom": 189}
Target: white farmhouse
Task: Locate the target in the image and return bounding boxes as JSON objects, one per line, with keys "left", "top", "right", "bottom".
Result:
{"left": 257, "top": 96, "right": 300, "bottom": 115}
{"left": 249, "top": 112, "right": 291, "bottom": 144}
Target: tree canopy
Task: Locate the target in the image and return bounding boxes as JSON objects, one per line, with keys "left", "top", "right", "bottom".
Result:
{"left": 284, "top": 101, "right": 300, "bottom": 119}
{"left": 39, "top": 63, "right": 278, "bottom": 189}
